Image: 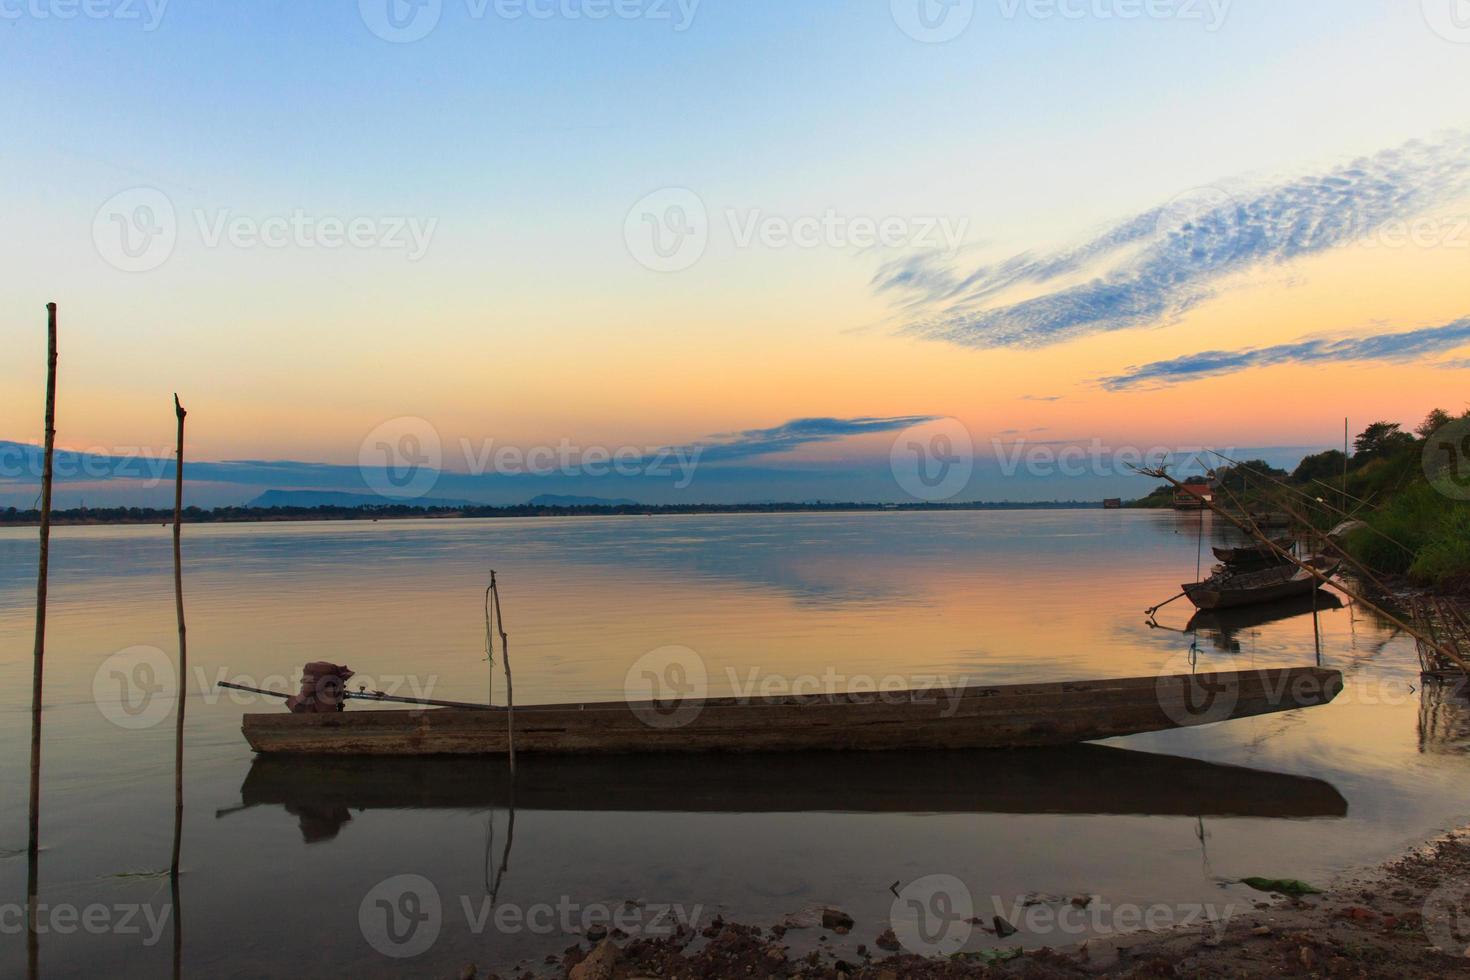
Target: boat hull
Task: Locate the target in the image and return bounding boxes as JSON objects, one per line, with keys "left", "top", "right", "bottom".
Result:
{"left": 241, "top": 667, "right": 1343, "bottom": 756}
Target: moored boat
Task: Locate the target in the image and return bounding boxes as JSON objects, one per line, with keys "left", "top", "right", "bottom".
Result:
{"left": 240, "top": 666, "right": 1343, "bottom": 756}
{"left": 1211, "top": 536, "right": 1294, "bottom": 567}
{"left": 1183, "top": 557, "right": 1340, "bottom": 611}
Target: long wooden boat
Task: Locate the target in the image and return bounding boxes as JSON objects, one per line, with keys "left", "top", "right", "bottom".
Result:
{"left": 1183, "top": 557, "right": 1339, "bottom": 611}
{"left": 227, "top": 745, "right": 1347, "bottom": 843}
{"left": 241, "top": 666, "right": 1343, "bottom": 756}
{"left": 1211, "top": 536, "right": 1293, "bottom": 567}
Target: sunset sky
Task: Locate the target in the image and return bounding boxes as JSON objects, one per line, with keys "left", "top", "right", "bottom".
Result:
{"left": 2, "top": 1, "right": 1469, "bottom": 505}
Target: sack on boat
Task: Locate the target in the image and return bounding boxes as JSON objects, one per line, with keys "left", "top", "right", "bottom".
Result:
{"left": 286, "top": 661, "right": 355, "bottom": 713}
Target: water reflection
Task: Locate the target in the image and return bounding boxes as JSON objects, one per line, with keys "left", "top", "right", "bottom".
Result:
{"left": 1187, "top": 593, "right": 1346, "bottom": 652}
{"left": 1419, "top": 676, "right": 1470, "bottom": 755}
{"left": 228, "top": 747, "right": 1347, "bottom": 846}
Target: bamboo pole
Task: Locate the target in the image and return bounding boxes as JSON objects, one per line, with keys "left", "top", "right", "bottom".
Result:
{"left": 490, "top": 571, "right": 515, "bottom": 774}
{"left": 170, "top": 395, "right": 187, "bottom": 879}
{"left": 27, "top": 302, "right": 58, "bottom": 978}
{"left": 1141, "top": 464, "right": 1469, "bottom": 673}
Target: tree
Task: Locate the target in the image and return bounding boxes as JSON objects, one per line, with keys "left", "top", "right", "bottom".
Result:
{"left": 1292, "top": 450, "right": 1346, "bottom": 485}
{"left": 1214, "top": 460, "right": 1288, "bottom": 493}
{"left": 1353, "top": 422, "right": 1414, "bottom": 460}
{"left": 1417, "top": 408, "right": 1454, "bottom": 439}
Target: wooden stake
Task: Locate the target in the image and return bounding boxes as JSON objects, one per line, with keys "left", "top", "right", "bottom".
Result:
{"left": 170, "top": 394, "right": 187, "bottom": 879}
{"left": 490, "top": 571, "right": 515, "bottom": 774}
{"left": 27, "top": 302, "right": 57, "bottom": 976}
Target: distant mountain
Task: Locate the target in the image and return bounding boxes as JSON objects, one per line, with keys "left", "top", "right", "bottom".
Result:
{"left": 246, "top": 490, "right": 478, "bottom": 509}
{"left": 528, "top": 493, "right": 639, "bottom": 507}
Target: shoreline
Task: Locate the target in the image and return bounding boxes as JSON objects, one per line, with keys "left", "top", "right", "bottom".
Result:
{"left": 505, "top": 824, "right": 1470, "bottom": 979}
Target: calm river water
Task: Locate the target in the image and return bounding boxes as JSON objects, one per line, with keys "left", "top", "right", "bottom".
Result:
{"left": 1, "top": 511, "right": 1467, "bottom": 976}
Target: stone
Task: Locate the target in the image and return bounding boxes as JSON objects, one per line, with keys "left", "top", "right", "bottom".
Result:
{"left": 568, "top": 939, "right": 620, "bottom": 980}
{"left": 1081, "top": 937, "right": 1119, "bottom": 970}
{"left": 821, "top": 908, "right": 855, "bottom": 931}
{"left": 993, "top": 915, "right": 1018, "bottom": 938}
{"left": 875, "top": 928, "right": 901, "bottom": 952}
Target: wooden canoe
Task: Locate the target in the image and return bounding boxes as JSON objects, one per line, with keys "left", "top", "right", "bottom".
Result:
{"left": 228, "top": 745, "right": 1347, "bottom": 843}
{"left": 1183, "top": 557, "right": 1340, "bottom": 611}
{"left": 1211, "top": 536, "right": 1294, "bottom": 567}
{"left": 241, "top": 666, "right": 1343, "bottom": 756}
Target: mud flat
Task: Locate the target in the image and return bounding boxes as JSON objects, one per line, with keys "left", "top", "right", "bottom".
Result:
{"left": 464, "top": 826, "right": 1470, "bottom": 979}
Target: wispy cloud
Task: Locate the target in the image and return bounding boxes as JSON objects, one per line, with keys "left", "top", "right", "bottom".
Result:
{"left": 1098, "top": 316, "right": 1470, "bottom": 390}
{"left": 678, "top": 416, "right": 935, "bottom": 463}
{"left": 874, "top": 132, "right": 1470, "bottom": 348}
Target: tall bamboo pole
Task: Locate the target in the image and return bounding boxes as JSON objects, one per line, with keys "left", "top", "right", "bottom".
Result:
{"left": 28, "top": 303, "right": 58, "bottom": 945}
{"left": 170, "top": 395, "right": 187, "bottom": 879}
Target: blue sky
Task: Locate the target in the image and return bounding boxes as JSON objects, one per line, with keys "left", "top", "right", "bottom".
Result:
{"left": 3, "top": 1, "right": 1469, "bottom": 506}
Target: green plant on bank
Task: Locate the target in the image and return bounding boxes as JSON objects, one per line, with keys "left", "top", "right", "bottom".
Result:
{"left": 1134, "top": 408, "right": 1470, "bottom": 591}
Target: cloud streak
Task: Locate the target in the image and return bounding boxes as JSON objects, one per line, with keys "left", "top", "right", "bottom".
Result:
{"left": 679, "top": 416, "right": 935, "bottom": 464}
{"left": 874, "top": 132, "right": 1470, "bottom": 348}
{"left": 1098, "top": 316, "right": 1470, "bottom": 390}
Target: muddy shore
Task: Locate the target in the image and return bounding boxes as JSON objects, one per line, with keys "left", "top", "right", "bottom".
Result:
{"left": 457, "top": 826, "right": 1470, "bottom": 979}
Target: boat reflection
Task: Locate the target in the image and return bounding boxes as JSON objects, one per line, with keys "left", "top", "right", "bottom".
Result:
{"left": 1187, "top": 592, "right": 1345, "bottom": 651}
{"left": 226, "top": 745, "right": 1348, "bottom": 843}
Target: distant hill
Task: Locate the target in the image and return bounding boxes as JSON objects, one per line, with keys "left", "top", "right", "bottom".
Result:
{"left": 246, "top": 490, "right": 479, "bottom": 509}
{"left": 528, "top": 493, "right": 639, "bottom": 507}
